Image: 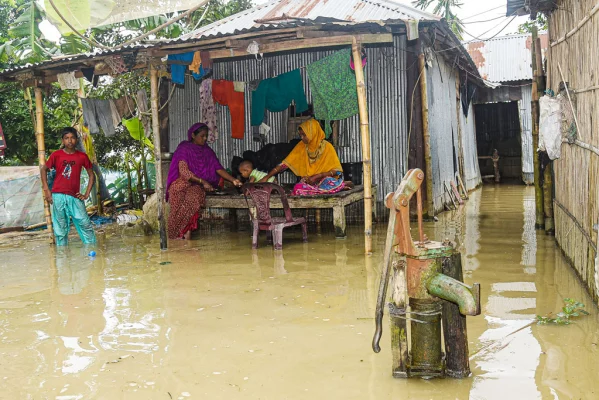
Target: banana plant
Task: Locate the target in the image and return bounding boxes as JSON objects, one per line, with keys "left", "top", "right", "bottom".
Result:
{"left": 412, "top": 0, "right": 464, "bottom": 40}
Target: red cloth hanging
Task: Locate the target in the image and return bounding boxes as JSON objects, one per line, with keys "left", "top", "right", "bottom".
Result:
{"left": 212, "top": 80, "right": 245, "bottom": 139}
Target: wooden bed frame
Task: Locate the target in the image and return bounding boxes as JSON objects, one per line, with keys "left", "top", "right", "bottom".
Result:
{"left": 204, "top": 185, "right": 377, "bottom": 238}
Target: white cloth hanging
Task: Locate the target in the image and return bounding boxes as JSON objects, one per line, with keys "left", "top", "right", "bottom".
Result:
{"left": 57, "top": 72, "right": 80, "bottom": 90}
{"left": 539, "top": 95, "right": 562, "bottom": 160}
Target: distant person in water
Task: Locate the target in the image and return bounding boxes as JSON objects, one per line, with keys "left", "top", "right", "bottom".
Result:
{"left": 40, "top": 127, "right": 96, "bottom": 246}
{"left": 238, "top": 160, "right": 275, "bottom": 183}
{"left": 165, "top": 122, "right": 242, "bottom": 240}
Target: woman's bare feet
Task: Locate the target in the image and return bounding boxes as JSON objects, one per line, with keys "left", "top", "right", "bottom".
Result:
{"left": 184, "top": 230, "right": 191, "bottom": 240}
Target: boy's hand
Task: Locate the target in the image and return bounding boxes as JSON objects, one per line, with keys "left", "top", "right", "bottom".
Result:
{"left": 43, "top": 189, "right": 53, "bottom": 204}
{"left": 76, "top": 192, "right": 89, "bottom": 201}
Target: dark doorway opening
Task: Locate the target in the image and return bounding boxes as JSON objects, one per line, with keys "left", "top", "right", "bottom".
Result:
{"left": 474, "top": 101, "right": 522, "bottom": 182}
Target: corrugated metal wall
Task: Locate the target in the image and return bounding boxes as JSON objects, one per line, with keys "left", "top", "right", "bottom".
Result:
{"left": 460, "top": 102, "right": 482, "bottom": 191}
{"left": 426, "top": 53, "right": 461, "bottom": 213}
{"left": 519, "top": 85, "right": 534, "bottom": 184}
{"left": 168, "top": 35, "right": 408, "bottom": 210}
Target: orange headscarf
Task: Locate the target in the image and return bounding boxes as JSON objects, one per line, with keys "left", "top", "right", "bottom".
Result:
{"left": 282, "top": 119, "right": 342, "bottom": 177}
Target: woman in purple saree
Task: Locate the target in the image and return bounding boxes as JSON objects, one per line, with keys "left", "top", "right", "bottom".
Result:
{"left": 166, "top": 123, "right": 241, "bottom": 239}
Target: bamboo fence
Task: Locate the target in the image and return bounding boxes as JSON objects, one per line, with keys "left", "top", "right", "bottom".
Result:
{"left": 547, "top": 0, "right": 599, "bottom": 302}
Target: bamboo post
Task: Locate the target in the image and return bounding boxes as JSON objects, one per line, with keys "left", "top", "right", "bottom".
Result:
{"left": 454, "top": 69, "right": 465, "bottom": 180}
{"left": 150, "top": 64, "right": 168, "bottom": 250}
{"left": 531, "top": 27, "right": 545, "bottom": 229}
{"left": 352, "top": 37, "right": 373, "bottom": 254}
{"left": 537, "top": 33, "right": 554, "bottom": 234}
{"left": 418, "top": 49, "right": 434, "bottom": 216}
{"left": 34, "top": 87, "right": 54, "bottom": 244}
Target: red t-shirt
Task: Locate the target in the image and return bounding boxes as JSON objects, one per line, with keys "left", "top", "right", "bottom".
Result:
{"left": 46, "top": 149, "right": 92, "bottom": 197}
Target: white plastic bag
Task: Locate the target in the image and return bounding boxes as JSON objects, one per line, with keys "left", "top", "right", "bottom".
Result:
{"left": 539, "top": 96, "right": 562, "bottom": 160}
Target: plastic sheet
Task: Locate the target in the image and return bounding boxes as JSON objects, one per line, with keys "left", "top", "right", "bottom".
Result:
{"left": 0, "top": 167, "right": 44, "bottom": 228}
{"left": 539, "top": 96, "right": 562, "bottom": 160}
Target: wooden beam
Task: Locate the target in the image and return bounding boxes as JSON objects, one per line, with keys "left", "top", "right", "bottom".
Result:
{"left": 418, "top": 45, "right": 434, "bottom": 216}
{"left": 150, "top": 64, "right": 168, "bottom": 250}
{"left": 352, "top": 37, "right": 373, "bottom": 254}
{"left": 34, "top": 87, "right": 55, "bottom": 244}
{"left": 209, "top": 34, "right": 393, "bottom": 60}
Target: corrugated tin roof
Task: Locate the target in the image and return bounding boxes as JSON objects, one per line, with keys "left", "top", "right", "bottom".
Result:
{"left": 183, "top": 0, "right": 440, "bottom": 39}
{"left": 0, "top": 43, "right": 154, "bottom": 76}
{"left": 465, "top": 33, "right": 548, "bottom": 83}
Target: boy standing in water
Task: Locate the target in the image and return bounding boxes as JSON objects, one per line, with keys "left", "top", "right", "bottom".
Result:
{"left": 40, "top": 127, "right": 96, "bottom": 246}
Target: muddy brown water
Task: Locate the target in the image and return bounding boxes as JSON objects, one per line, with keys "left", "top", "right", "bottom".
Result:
{"left": 1, "top": 186, "right": 598, "bottom": 399}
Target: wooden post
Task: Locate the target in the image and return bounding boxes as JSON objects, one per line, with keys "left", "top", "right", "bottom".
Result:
{"left": 454, "top": 70, "right": 465, "bottom": 181}
{"left": 543, "top": 163, "right": 554, "bottom": 233}
{"left": 537, "top": 35, "right": 554, "bottom": 234}
{"left": 352, "top": 37, "right": 373, "bottom": 254}
{"left": 418, "top": 49, "right": 434, "bottom": 216}
{"left": 441, "top": 252, "right": 470, "bottom": 378}
{"left": 531, "top": 27, "right": 545, "bottom": 229}
{"left": 150, "top": 64, "right": 168, "bottom": 250}
{"left": 34, "top": 87, "right": 54, "bottom": 244}
{"left": 390, "top": 254, "right": 408, "bottom": 378}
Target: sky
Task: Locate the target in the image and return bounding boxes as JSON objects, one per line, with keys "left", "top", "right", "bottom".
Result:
{"left": 252, "top": 0, "right": 532, "bottom": 41}
{"left": 39, "top": 0, "right": 532, "bottom": 44}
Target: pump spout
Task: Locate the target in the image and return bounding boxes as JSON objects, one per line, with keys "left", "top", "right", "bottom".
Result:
{"left": 426, "top": 274, "right": 481, "bottom": 316}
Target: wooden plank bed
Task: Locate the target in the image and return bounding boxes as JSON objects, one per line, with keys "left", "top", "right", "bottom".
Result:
{"left": 204, "top": 185, "right": 377, "bottom": 238}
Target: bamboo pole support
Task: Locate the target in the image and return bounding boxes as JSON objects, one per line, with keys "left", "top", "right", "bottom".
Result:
{"left": 34, "top": 87, "right": 54, "bottom": 244}
{"left": 531, "top": 27, "right": 545, "bottom": 229}
{"left": 352, "top": 37, "right": 373, "bottom": 254}
{"left": 543, "top": 163, "right": 554, "bottom": 233}
{"left": 418, "top": 49, "right": 434, "bottom": 216}
{"left": 150, "top": 64, "right": 168, "bottom": 250}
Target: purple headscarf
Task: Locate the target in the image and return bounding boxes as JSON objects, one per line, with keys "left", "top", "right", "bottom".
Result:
{"left": 165, "top": 122, "right": 224, "bottom": 201}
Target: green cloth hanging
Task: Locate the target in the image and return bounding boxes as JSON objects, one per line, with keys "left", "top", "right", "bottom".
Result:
{"left": 122, "top": 117, "right": 154, "bottom": 150}
{"left": 306, "top": 48, "right": 360, "bottom": 138}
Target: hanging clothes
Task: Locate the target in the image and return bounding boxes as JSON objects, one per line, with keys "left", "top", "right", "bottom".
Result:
{"left": 109, "top": 100, "right": 121, "bottom": 128}
{"left": 168, "top": 52, "right": 206, "bottom": 84}
{"left": 80, "top": 98, "right": 115, "bottom": 136}
{"left": 460, "top": 81, "right": 476, "bottom": 117}
{"left": 306, "top": 48, "right": 359, "bottom": 137}
{"left": 136, "top": 89, "right": 151, "bottom": 137}
{"left": 200, "top": 79, "right": 218, "bottom": 143}
{"left": 200, "top": 51, "right": 213, "bottom": 68}
{"left": 233, "top": 81, "right": 245, "bottom": 92}
{"left": 57, "top": 72, "right": 79, "bottom": 90}
{"left": 168, "top": 52, "right": 194, "bottom": 85}
{"left": 80, "top": 67, "right": 99, "bottom": 87}
{"left": 80, "top": 98, "right": 100, "bottom": 134}
{"left": 190, "top": 51, "right": 202, "bottom": 74}
{"left": 250, "top": 69, "right": 308, "bottom": 126}
{"left": 212, "top": 79, "right": 245, "bottom": 140}
{"left": 113, "top": 96, "right": 135, "bottom": 119}
{"left": 95, "top": 100, "right": 115, "bottom": 137}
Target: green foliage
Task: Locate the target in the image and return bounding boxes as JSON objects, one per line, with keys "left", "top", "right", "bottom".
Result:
{"left": 0, "top": 82, "right": 78, "bottom": 165}
{"left": 536, "top": 298, "right": 590, "bottom": 325}
{"left": 412, "top": 0, "right": 464, "bottom": 40}
{"left": 188, "top": 0, "right": 254, "bottom": 30}
{"left": 517, "top": 14, "right": 548, "bottom": 34}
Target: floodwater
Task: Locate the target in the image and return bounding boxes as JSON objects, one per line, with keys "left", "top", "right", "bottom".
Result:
{"left": 0, "top": 186, "right": 598, "bottom": 400}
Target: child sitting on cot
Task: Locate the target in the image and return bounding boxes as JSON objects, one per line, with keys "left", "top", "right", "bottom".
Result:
{"left": 239, "top": 160, "right": 275, "bottom": 183}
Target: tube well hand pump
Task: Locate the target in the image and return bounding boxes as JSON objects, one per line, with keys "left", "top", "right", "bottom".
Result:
{"left": 373, "top": 168, "right": 480, "bottom": 379}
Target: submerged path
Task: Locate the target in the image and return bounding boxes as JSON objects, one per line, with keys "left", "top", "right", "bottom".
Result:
{"left": 0, "top": 185, "right": 597, "bottom": 399}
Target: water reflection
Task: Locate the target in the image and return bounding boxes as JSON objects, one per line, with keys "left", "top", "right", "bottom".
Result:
{"left": 521, "top": 187, "right": 537, "bottom": 271}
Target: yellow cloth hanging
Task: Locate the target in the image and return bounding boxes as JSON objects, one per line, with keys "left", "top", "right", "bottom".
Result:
{"left": 189, "top": 51, "right": 202, "bottom": 74}
{"left": 282, "top": 119, "right": 342, "bottom": 177}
